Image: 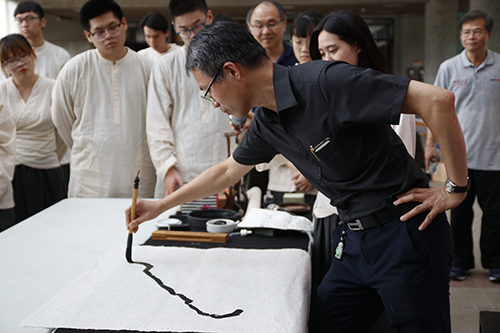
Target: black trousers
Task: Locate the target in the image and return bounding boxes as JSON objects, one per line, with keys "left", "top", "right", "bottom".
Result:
{"left": 313, "top": 212, "right": 452, "bottom": 333}
{"left": 451, "top": 169, "right": 500, "bottom": 269}
{"left": 0, "top": 208, "right": 16, "bottom": 232}
{"left": 12, "top": 164, "right": 67, "bottom": 223}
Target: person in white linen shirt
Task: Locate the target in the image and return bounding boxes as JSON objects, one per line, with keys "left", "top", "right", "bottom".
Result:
{"left": 51, "top": 0, "right": 155, "bottom": 198}
{"left": 138, "top": 11, "right": 180, "bottom": 62}
{"left": 0, "top": 102, "right": 16, "bottom": 231}
{"left": 147, "top": 0, "right": 233, "bottom": 198}
{"left": 14, "top": 1, "right": 71, "bottom": 79}
{"left": 0, "top": 34, "right": 66, "bottom": 224}
{"left": 14, "top": 1, "right": 72, "bottom": 195}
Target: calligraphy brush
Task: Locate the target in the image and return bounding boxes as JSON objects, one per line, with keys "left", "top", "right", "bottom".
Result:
{"left": 126, "top": 170, "right": 140, "bottom": 263}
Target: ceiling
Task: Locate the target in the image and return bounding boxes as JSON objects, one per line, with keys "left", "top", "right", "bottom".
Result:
{"left": 43, "top": 1, "right": 470, "bottom": 23}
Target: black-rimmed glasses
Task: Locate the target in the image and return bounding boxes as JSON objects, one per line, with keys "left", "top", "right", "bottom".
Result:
{"left": 175, "top": 16, "right": 207, "bottom": 38}
{"left": 201, "top": 68, "right": 222, "bottom": 103}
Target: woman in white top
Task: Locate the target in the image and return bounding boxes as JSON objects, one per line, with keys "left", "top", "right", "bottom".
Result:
{"left": 0, "top": 102, "right": 16, "bottom": 231}
{"left": 0, "top": 34, "right": 66, "bottom": 223}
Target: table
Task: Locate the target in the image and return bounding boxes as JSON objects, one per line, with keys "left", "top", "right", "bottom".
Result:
{"left": 1, "top": 198, "right": 310, "bottom": 333}
{"left": 0, "top": 199, "right": 158, "bottom": 333}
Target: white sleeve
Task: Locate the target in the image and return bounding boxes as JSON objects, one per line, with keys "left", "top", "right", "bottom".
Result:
{"left": 51, "top": 69, "right": 76, "bottom": 150}
{"left": 0, "top": 103, "right": 16, "bottom": 204}
{"left": 392, "top": 114, "right": 416, "bottom": 158}
{"left": 146, "top": 63, "right": 177, "bottom": 182}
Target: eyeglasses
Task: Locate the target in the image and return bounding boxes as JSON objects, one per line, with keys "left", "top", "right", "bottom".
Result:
{"left": 2, "top": 53, "right": 31, "bottom": 69}
{"left": 89, "top": 23, "right": 122, "bottom": 42}
{"left": 460, "top": 29, "right": 487, "bottom": 37}
{"left": 292, "top": 39, "right": 310, "bottom": 48}
{"left": 14, "top": 16, "right": 40, "bottom": 25}
{"left": 201, "top": 68, "right": 221, "bottom": 103}
{"left": 175, "top": 16, "right": 207, "bottom": 38}
{"left": 249, "top": 19, "right": 284, "bottom": 31}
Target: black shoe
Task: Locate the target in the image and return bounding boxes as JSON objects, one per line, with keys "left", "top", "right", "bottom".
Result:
{"left": 489, "top": 269, "right": 500, "bottom": 283}
{"left": 450, "top": 267, "right": 470, "bottom": 281}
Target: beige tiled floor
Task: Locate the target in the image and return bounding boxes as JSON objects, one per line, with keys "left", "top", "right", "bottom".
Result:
{"left": 449, "top": 200, "right": 500, "bottom": 332}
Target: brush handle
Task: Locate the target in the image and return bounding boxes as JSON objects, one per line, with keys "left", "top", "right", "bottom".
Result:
{"left": 129, "top": 187, "right": 139, "bottom": 233}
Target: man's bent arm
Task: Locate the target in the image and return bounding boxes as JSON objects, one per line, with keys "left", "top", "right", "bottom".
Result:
{"left": 399, "top": 80, "right": 467, "bottom": 230}
{"left": 126, "top": 156, "right": 254, "bottom": 231}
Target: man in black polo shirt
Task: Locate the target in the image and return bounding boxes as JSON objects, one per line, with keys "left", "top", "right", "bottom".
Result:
{"left": 127, "top": 22, "right": 468, "bottom": 332}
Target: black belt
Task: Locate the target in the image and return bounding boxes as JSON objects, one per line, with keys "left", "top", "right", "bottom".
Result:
{"left": 346, "top": 202, "right": 420, "bottom": 231}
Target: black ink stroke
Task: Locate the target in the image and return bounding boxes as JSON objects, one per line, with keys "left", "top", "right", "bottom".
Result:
{"left": 126, "top": 252, "right": 243, "bottom": 319}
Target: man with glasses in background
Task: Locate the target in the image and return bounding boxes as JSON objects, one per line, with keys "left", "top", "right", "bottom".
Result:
{"left": 146, "top": 0, "right": 232, "bottom": 198}
{"left": 50, "top": 0, "right": 155, "bottom": 198}
{"left": 13, "top": 1, "right": 72, "bottom": 197}
{"left": 13, "top": 1, "right": 71, "bottom": 80}
{"left": 426, "top": 9, "right": 500, "bottom": 283}
{"left": 246, "top": 1, "right": 296, "bottom": 66}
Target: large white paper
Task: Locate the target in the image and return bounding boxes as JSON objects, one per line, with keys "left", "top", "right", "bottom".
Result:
{"left": 22, "top": 245, "right": 311, "bottom": 333}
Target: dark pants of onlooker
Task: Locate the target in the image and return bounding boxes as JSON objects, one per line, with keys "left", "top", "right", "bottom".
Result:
{"left": 451, "top": 169, "right": 500, "bottom": 269}
{"left": 12, "top": 164, "right": 67, "bottom": 223}
{"left": 313, "top": 212, "right": 452, "bottom": 333}
{"left": 0, "top": 208, "right": 16, "bottom": 232}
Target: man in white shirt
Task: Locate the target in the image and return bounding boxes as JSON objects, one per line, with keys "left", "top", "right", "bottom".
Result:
{"left": 138, "top": 11, "right": 180, "bottom": 62}
{"left": 147, "top": 0, "right": 233, "bottom": 198}
{"left": 51, "top": 0, "right": 155, "bottom": 198}
{"left": 14, "top": 1, "right": 71, "bottom": 79}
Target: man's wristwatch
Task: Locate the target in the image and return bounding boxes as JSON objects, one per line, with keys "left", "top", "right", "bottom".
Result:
{"left": 445, "top": 177, "right": 470, "bottom": 194}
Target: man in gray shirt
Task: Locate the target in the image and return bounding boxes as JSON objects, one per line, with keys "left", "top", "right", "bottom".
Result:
{"left": 426, "top": 9, "right": 500, "bottom": 283}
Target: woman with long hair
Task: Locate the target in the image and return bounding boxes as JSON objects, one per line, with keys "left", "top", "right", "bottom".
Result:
{"left": 0, "top": 34, "right": 66, "bottom": 224}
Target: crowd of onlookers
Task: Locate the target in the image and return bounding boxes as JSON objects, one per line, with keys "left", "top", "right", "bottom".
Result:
{"left": 0, "top": 0, "right": 499, "bottom": 319}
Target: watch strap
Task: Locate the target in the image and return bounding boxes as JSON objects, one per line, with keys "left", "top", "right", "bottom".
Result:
{"left": 445, "top": 177, "right": 470, "bottom": 193}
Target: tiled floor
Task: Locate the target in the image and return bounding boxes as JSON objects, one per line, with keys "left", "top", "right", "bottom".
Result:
{"left": 449, "top": 200, "right": 500, "bottom": 332}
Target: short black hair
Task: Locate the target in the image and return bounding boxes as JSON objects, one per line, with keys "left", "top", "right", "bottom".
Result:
{"left": 14, "top": 1, "right": 44, "bottom": 18}
{"left": 246, "top": 1, "right": 286, "bottom": 26}
{"left": 186, "top": 21, "right": 268, "bottom": 79}
{"left": 460, "top": 9, "right": 493, "bottom": 32}
{"left": 79, "top": 0, "right": 123, "bottom": 32}
{"left": 140, "top": 11, "right": 169, "bottom": 33}
{"left": 169, "top": 0, "right": 208, "bottom": 21}
{"left": 292, "top": 11, "right": 323, "bottom": 38}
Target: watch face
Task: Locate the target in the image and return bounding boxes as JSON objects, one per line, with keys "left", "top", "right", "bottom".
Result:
{"left": 446, "top": 180, "right": 453, "bottom": 193}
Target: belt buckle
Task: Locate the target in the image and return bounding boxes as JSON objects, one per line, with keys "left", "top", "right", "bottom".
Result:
{"left": 347, "top": 219, "right": 364, "bottom": 231}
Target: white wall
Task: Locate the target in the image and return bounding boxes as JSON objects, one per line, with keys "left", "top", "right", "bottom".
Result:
{"left": 0, "top": 0, "right": 17, "bottom": 38}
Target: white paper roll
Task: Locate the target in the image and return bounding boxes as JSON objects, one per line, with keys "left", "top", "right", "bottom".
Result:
{"left": 206, "top": 219, "right": 236, "bottom": 233}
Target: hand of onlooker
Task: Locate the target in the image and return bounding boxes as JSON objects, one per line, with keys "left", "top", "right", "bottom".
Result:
{"left": 164, "top": 166, "right": 184, "bottom": 195}
{"left": 425, "top": 144, "right": 440, "bottom": 171}
{"left": 393, "top": 186, "right": 466, "bottom": 231}
{"left": 291, "top": 173, "right": 313, "bottom": 193}
{"left": 424, "top": 130, "right": 440, "bottom": 171}
{"left": 125, "top": 199, "right": 164, "bottom": 232}
{"left": 288, "top": 162, "right": 313, "bottom": 193}
{"left": 230, "top": 110, "right": 254, "bottom": 136}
